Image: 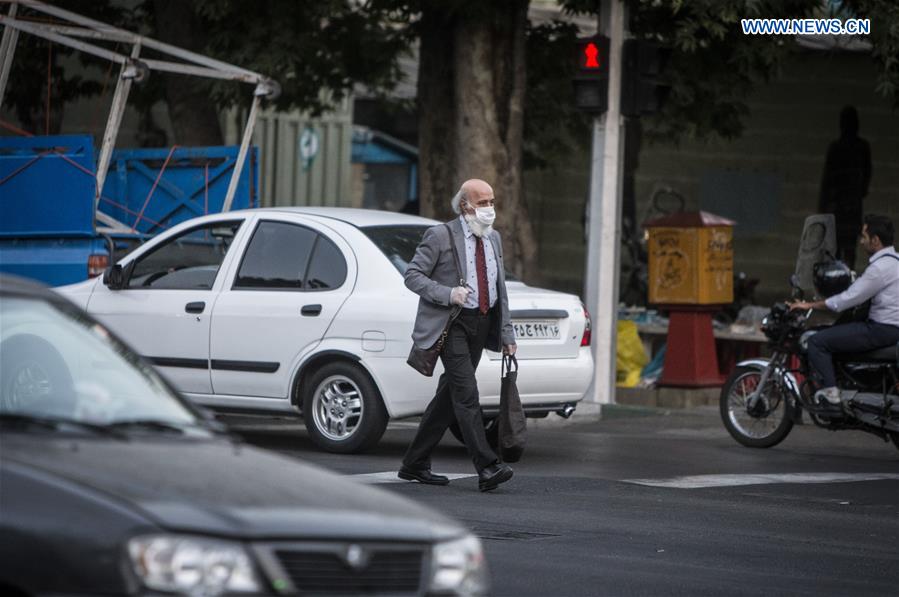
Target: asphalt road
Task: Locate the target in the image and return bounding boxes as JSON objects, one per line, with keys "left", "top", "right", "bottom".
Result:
{"left": 226, "top": 406, "right": 899, "bottom": 597}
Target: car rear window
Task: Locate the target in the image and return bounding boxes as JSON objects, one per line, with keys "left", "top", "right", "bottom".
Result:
{"left": 361, "top": 224, "right": 517, "bottom": 280}
{"left": 361, "top": 226, "right": 428, "bottom": 275}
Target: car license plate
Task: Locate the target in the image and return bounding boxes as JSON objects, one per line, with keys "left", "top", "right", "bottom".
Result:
{"left": 513, "top": 320, "right": 560, "bottom": 340}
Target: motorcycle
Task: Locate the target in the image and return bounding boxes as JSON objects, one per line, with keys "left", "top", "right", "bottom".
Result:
{"left": 719, "top": 273, "right": 899, "bottom": 453}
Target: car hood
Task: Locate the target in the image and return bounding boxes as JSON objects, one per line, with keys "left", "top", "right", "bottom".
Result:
{"left": 2, "top": 435, "right": 463, "bottom": 543}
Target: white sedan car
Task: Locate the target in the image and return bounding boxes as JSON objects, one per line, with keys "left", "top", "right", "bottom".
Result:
{"left": 61, "top": 208, "right": 593, "bottom": 452}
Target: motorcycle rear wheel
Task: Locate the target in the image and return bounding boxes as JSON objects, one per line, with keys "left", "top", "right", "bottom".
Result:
{"left": 720, "top": 366, "right": 794, "bottom": 448}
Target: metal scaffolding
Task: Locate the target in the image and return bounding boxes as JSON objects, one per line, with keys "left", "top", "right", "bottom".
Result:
{"left": 0, "top": 0, "right": 278, "bottom": 230}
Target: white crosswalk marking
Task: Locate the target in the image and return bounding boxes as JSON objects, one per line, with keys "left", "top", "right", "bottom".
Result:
{"left": 349, "top": 471, "right": 477, "bottom": 484}
{"left": 623, "top": 472, "right": 899, "bottom": 489}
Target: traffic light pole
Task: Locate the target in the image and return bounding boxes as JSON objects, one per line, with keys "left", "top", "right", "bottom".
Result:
{"left": 584, "top": 0, "right": 626, "bottom": 409}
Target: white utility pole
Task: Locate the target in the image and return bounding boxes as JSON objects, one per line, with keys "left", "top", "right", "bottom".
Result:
{"left": 584, "top": 0, "right": 626, "bottom": 408}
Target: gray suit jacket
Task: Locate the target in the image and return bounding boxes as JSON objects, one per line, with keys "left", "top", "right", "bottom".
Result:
{"left": 405, "top": 218, "right": 515, "bottom": 351}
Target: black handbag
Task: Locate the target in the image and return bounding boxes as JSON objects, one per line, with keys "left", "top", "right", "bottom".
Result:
{"left": 498, "top": 354, "right": 527, "bottom": 462}
{"left": 407, "top": 223, "right": 464, "bottom": 377}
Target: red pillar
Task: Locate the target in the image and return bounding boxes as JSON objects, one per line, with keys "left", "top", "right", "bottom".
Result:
{"left": 660, "top": 310, "right": 725, "bottom": 387}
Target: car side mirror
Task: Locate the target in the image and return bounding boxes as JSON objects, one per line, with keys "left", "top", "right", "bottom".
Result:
{"left": 103, "top": 264, "right": 126, "bottom": 290}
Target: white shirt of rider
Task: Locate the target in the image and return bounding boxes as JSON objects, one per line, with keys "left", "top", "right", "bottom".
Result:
{"left": 825, "top": 246, "right": 899, "bottom": 327}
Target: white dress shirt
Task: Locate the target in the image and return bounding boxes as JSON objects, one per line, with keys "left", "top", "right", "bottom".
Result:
{"left": 825, "top": 246, "right": 899, "bottom": 326}
{"left": 459, "top": 216, "right": 498, "bottom": 310}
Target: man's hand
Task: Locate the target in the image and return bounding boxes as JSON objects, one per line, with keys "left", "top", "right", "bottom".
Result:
{"left": 789, "top": 300, "right": 825, "bottom": 311}
{"left": 450, "top": 286, "right": 471, "bottom": 306}
{"left": 503, "top": 343, "right": 517, "bottom": 356}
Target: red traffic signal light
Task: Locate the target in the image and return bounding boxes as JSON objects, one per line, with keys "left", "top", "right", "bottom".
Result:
{"left": 575, "top": 36, "right": 610, "bottom": 74}
{"left": 573, "top": 36, "right": 610, "bottom": 113}
{"left": 583, "top": 42, "right": 600, "bottom": 69}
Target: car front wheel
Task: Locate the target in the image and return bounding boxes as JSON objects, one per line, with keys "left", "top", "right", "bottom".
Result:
{"left": 302, "top": 361, "right": 387, "bottom": 453}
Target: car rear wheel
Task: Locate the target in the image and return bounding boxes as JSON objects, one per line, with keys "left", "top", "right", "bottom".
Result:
{"left": 302, "top": 361, "right": 387, "bottom": 454}
{"left": 448, "top": 416, "right": 498, "bottom": 449}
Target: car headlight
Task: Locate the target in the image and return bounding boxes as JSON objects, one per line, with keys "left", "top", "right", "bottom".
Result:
{"left": 430, "top": 534, "right": 489, "bottom": 596}
{"left": 128, "top": 535, "right": 262, "bottom": 596}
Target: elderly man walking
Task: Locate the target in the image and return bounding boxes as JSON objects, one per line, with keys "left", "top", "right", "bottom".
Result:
{"left": 399, "top": 179, "right": 517, "bottom": 492}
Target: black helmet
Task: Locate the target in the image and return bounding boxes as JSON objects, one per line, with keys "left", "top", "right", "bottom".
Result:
{"left": 813, "top": 260, "right": 852, "bottom": 298}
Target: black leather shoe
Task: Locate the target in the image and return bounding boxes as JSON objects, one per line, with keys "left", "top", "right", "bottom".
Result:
{"left": 478, "top": 463, "right": 513, "bottom": 492}
{"left": 398, "top": 466, "right": 450, "bottom": 485}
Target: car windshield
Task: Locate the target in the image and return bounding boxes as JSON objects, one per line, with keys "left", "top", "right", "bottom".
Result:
{"left": 0, "top": 296, "right": 198, "bottom": 427}
{"left": 361, "top": 224, "right": 518, "bottom": 280}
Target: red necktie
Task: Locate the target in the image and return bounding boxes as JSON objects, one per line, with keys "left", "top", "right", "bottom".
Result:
{"left": 475, "top": 237, "right": 489, "bottom": 314}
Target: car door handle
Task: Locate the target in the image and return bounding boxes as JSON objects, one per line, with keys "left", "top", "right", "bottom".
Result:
{"left": 301, "top": 304, "right": 322, "bottom": 317}
{"left": 185, "top": 301, "right": 206, "bottom": 314}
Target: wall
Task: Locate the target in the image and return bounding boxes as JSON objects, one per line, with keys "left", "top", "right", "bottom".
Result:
{"left": 223, "top": 100, "right": 354, "bottom": 208}
{"left": 527, "top": 48, "right": 899, "bottom": 305}
{"left": 633, "top": 49, "right": 898, "bottom": 305}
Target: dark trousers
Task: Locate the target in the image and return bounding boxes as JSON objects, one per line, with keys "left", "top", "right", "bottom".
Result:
{"left": 403, "top": 310, "right": 499, "bottom": 473}
{"left": 807, "top": 321, "right": 899, "bottom": 387}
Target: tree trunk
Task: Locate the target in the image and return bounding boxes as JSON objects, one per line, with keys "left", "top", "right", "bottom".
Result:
{"left": 416, "top": 5, "right": 457, "bottom": 221}
{"left": 418, "top": 0, "right": 537, "bottom": 281}
{"left": 152, "top": 0, "right": 223, "bottom": 146}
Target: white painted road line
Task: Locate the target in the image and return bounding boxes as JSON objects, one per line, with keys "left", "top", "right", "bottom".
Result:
{"left": 623, "top": 472, "right": 899, "bottom": 489}
{"left": 349, "top": 471, "right": 477, "bottom": 484}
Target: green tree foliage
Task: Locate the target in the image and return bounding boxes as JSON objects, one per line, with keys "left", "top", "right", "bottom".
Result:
{"left": 845, "top": 0, "right": 899, "bottom": 107}
{"left": 524, "top": 20, "right": 592, "bottom": 170}
{"left": 171, "top": 0, "right": 412, "bottom": 115}
{"left": 5, "top": 0, "right": 895, "bottom": 147}
{"left": 2, "top": 1, "right": 412, "bottom": 139}
{"left": 1, "top": 1, "right": 132, "bottom": 135}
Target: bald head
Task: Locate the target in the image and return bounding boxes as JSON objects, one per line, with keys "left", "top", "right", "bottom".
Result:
{"left": 461, "top": 179, "right": 493, "bottom": 199}
{"left": 451, "top": 179, "right": 495, "bottom": 215}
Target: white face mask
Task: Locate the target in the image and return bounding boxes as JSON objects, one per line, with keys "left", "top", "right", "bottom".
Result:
{"left": 465, "top": 202, "right": 496, "bottom": 227}
{"left": 473, "top": 206, "right": 496, "bottom": 226}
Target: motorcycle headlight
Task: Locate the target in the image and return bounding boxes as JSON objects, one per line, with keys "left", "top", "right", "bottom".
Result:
{"left": 128, "top": 535, "right": 262, "bottom": 596}
{"left": 430, "top": 534, "right": 489, "bottom": 596}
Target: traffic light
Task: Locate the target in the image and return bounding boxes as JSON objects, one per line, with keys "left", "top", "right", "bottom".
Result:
{"left": 572, "top": 36, "right": 610, "bottom": 114}
{"left": 621, "top": 39, "right": 671, "bottom": 117}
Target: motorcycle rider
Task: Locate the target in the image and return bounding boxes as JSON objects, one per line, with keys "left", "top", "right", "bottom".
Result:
{"left": 789, "top": 214, "right": 899, "bottom": 411}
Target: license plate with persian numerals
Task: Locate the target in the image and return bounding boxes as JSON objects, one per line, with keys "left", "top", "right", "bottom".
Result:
{"left": 513, "top": 320, "right": 560, "bottom": 340}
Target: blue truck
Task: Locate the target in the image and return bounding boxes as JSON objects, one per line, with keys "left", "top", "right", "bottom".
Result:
{"left": 0, "top": 134, "right": 257, "bottom": 286}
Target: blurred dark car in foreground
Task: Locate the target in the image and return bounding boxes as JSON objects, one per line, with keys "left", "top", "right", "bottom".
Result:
{"left": 0, "top": 275, "right": 488, "bottom": 596}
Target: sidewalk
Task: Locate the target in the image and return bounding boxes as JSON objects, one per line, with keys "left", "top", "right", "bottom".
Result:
{"left": 616, "top": 386, "right": 721, "bottom": 409}
{"left": 529, "top": 386, "right": 722, "bottom": 429}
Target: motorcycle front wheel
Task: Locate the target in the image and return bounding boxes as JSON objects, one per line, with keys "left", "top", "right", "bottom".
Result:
{"left": 720, "top": 365, "right": 794, "bottom": 448}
